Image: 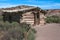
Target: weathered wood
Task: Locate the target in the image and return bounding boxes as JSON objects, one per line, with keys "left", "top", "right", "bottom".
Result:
{"left": 2, "top": 6, "right": 45, "bottom": 25}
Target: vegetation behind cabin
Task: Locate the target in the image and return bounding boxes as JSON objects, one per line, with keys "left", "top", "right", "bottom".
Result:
{"left": 45, "top": 15, "right": 60, "bottom": 23}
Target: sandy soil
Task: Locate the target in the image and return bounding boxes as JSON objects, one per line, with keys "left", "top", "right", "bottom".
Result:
{"left": 34, "top": 23, "right": 60, "bottom": 40}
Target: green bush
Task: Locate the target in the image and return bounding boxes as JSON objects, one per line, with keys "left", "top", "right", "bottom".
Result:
{"left": 45, "top": 15, "right": 60, "bottom": 23}
{"left": 0, "top": 16, "right": 3, "bottom": 21}
{"left": 0, "top": 22, "right": 36, "bottom": 40}
{"left": 31, "top": 28, "right": 37, "bottom": 33}
{"left": 27, "top": 30, "right": 35, "bottom": 40}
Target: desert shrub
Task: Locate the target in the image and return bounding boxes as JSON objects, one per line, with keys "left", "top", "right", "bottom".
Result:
{"left": 31, "top": 28, "right": 37, "bottom": 33}
{"left": 0, "top": 22, "right": 25, "bottom": 40}
{"left": 1, "top": 31, "right": 24, "bottom": 40}
{"left": 45, "top": 15, "right": 60, "bottom": 23}
{"left": 0, "top": 16, "right": 3, "bottom": 21}
{"left": 19, "top": 22, "right": 31, "bottom": 32}
{"left": 0, "top": 22, "right": 36, "bottom": 40}
{"left": 27, "top": 30, "right": 35, "bottom": 40}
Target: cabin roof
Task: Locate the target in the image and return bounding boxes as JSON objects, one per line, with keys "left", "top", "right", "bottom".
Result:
{"left": 2, "top": 7, "right": 37, "bottom": 12}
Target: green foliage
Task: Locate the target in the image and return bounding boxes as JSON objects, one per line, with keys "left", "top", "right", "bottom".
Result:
{"left": 45, "top": 15, "right": 60, "bottom": 23}
{"left": 27, "top": 29, "right": 35, "bottom": 40}
{"left": 0, "top": 22, "right": 24, "bottom": 40}
{"left": 0, "top": 16, "right": 3, "bottom": 21}
{"left": 0, "top": 21, "right": 36, "bottom": 40}
{"left": 19, "top": 22, "right": 31, "bottom": 32}
{"left": 31, "top": 28, "right": 37, "bottom": 33}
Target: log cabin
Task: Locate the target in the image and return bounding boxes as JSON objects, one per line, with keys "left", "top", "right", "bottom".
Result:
{"left": 1, "top": 6, "right": 46, "bottom": 25}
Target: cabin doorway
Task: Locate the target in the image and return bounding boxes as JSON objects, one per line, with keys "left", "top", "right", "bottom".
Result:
{"left": 33, "top": 12, "right": 40, "bottom": 25}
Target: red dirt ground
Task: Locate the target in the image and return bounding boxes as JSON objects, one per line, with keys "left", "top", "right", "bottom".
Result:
{"left": 34, "top": 23, "right": 60, "bottom": 40}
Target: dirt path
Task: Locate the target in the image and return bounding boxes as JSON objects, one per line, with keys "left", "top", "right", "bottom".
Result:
{"left": 34, "top": 23, "right": 60, "bottom": 40}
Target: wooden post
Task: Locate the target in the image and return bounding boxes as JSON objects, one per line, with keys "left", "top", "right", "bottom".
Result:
{"left": 37, "top": 12, "right": 40, "bottom": 25}
{"left": 34, "top": 13, "right": 37, "bottom": 25}
{"left": 33, "top": 12, "right": 37, "bottom": 25}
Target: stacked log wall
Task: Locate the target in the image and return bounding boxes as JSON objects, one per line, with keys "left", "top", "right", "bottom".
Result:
{"left": 21, "top": 12, "right": 34, "bottom": 25}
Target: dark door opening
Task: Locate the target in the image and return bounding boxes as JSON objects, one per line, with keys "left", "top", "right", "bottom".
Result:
{"left": 33, "top": 12, "right": 40, "bottom": 25}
